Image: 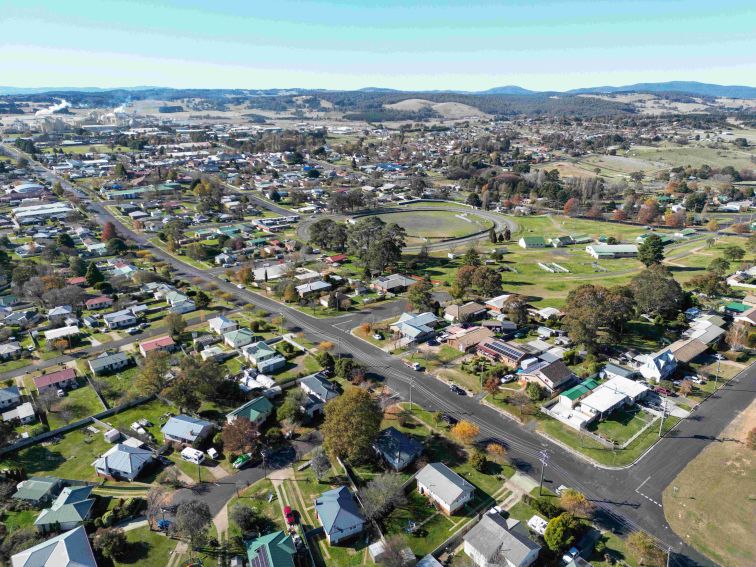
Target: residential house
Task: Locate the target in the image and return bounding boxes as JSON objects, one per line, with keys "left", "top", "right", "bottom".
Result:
{"left": 391, "top": 312, "right": 439, "bottom": 344}
{"left": 373, "top": 426, "right": 423, "bottom": 471}
{"left": 34, "top": 485, "right": 95, "bottom": 533}
{"left": 208, "top": 315, "right": 238, "bottom": 335}
{"left": 161, "top": 414, "right": 214, "bottom": 445}
{"left": 169, "top": 299, "right": 196, "bottom": 315}
{"left": 296, "top": 280, "right": 332, "bottom": 298}
{"left": 444, "top": 301, "right": 487, "bottom": 323}
{"left": 314, "top": 486, "right": 366, "bottom": 544}
{"left": 446, "top": 326, "right": 495, "bottom": 352}
{"left": 0, "top": 341, "right": 22, "bottom": 360}
{"left": 371, "top": 273, "right": 416, "bottom": 294}
{"left": 224, "top": 328, "right": 256, "bottom": 349}
{"left": 103, "top": 309, "right": 138, "bottom": 329}
{"left": 33, "top": 368, "right": 77, "bottom": 394}
{"left": 84, "top": 296, "right": 113, "bottom": 310}
{"left": 11, "top": 526, "right": 97, "bottom": 567}
{"left": 481, "top": 319, "right": 518, "bottom": 336}
{"left": 2, "top": 402, "right": 36, "bottom": 424}
{"left": 245, "top": 531, "right": 298, "bottom": 567}
{"left": 520, "top": 360, "right": 576, "bottom": 393}
{"left": 299, "top": 372, "right": 339, "bottom": 417}
{"left": 93, "top": 443, "right": 153, "bottom": 481}
{"left": 47, "top": 305, "right": 73, "bottom": 323}
{"left": 600, "top": 363, "right": 637, "bottom": 381}
{"left": 416, "top": 462, "right": 474, "bottom": 515}
{"left": 12, "top": 477, "right": 64, "bottom": 507}
{"left": 579, "top": 376, "right": 648, "bottom": 420}
{"left": 325, "top": 254, "right": 349, "bottom": 265}
{"left": 3, "top": 310, "right": 39, "bottom": 327}
{"left": 138, "top": 335, "right": 176, "bottom": 357}
{"left": 0, "top": 385, "right": 22, "bottom": 410}
{"left": 226, "top": 396, "right": 274, "bottom": 427}
{"left": 639, "top": 350, "right": 677, "bottom": 383}
{"left": 518, "top": 236, "right": 547, "bottom": 249}
{"left": 44, "top": 325, "right": 80, "bottom": 342}
{"left": 242, "top": 341, "right": 286, "bottom": 373}
{"left": 88, "top": 352, "right": 132, "bottom": 375}
{"left": 477, "top": 338, "right": 528, "bottom": 368}
{"left": 463, "top": 513, "right": 541, "bottom": 567}
{"left": 484, "top": 294, "right": 513, "bottom": 313}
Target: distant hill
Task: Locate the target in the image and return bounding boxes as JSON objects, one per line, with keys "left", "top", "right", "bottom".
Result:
{"left": 0, "top": 85, "right": 158, "bottom": 96}
{"left": 566, "top": 81, "right": 756, "bottom": 99}
{"left": 477, "top": 85, "right": 537, "bottom": 95}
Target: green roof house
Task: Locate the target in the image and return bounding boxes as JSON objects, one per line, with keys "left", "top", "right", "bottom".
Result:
{"left": 12, "top": 477, "right": 64, "bottom": 506}
{"left": 226, "top": 396, "right": 274, "bottom": 426}
{"left": 559, "top": 379, "right": 600, "bottom": 408}
{"left": 34, "top": 485, "right": 95, "bottom": 533}
{"left": 246, "top": 531, "right": 297, "bottom": 567}
{"left": 518, "top": 236, "right": 547, "bottom": 249}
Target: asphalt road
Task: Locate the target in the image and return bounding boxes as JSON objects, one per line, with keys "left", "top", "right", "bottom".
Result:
{"left": 19, "top": 150, "right": 756, "bottom": 566}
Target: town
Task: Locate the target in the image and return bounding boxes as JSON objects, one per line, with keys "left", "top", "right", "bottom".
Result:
{"left": 0, "top": 2, "right": 755, "bottom": 566}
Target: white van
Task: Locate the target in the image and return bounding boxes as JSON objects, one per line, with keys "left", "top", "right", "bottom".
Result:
{"left": 206, "top": 447, "right": 219, "bottom": 460}
{"left": 180, "top": 447, "right": 205, "bottom": 465}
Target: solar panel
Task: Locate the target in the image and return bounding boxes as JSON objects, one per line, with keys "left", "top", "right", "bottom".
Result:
{"left": 483, "top": 340, "right": 525, "bottom": 360}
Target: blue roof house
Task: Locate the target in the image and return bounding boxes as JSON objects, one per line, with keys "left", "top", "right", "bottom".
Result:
{"left": 161, "top": 415, "right": 214, "bottom": 445}
{"left": 314, "top": 487, "right": 365, "bottom": 545}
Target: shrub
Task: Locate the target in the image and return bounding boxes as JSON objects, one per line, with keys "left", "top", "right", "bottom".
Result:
{"left": 469, "top": 449, "right": 487, "bottom": 472}
{"left": 101, "top": 510, "right": 114, "bottom": 527}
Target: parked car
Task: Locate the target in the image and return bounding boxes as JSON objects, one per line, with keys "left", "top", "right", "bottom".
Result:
{"left": 207, "top": 447, "right": 219, "bottom": 460}
{"left": 441, "top": 413, "right": 458, "bottom": 426}
{"left": 236, "top": 284, "right": 245, "bottom": 289}
{"left": 372, "top": 333, "right": 383, "bottom": 340}
{"left": 654, "top": 387, "right": 674, "bottom": 397}
{"left": 232, "top": 453, "right": 253, "bottom": 470}
{"left": 181, "top": 447, "right": 205, "bottom": 465}
{"left": 562, "top": 547, "right": 580, "bottom": 564}
{"left": 284, "top": 505, "right": 296, "bottom": 525}
{"left": 449, "top": 384, "right": 465, "bottom": 395}
{"left": 501, "top": 374, "right": 516, "bottom": 383}
{"left": 56, "top": 389, "right": 66, "bottom": 398}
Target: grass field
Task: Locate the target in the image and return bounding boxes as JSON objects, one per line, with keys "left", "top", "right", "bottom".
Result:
{"left": 663, "top": 399, "right": 756, "bottom": 567}
{"left": 372, "top": 210, "right": 491, "bottom": 245}
{"left": 112, "top": 526, "right": 177, "bottom": 567}
{"left": 225, "top": 478, "right": 285, "bottom": 541}
{"left": 46, "top": 382, "right": 105, "bottom": 429}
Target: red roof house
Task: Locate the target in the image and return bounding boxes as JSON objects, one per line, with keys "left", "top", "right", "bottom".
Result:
{"left": 139, "top": 336, "right": 176, "bottom": 357}
{"left": 34, "top": 368, "right": 77, "bottom": 393}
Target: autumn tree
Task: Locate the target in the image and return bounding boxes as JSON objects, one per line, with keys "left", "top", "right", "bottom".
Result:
{"left": 563, "top": 198, "right": 579, "bottom": 216}
{"left": 451, "top": 420, "right": 480, "bottom": 445}
{"left": 322, "top": 388, "right": 382, "bottom": 462}
{"left": 165, "top": 312, "right": 187, "bottom": 337}
{"left": 626, "top": 531, "right": 666, "bottom": 567}
{"left": 101, "top": 221, "right": 117, "bottom": 242}
{"left": 678, "top": 379, "right": 693, "bottom": 397}
{"left": 559, "top": 489, "right": 594, "bottom": 517}
{"left": 486, "top": 442, "right": 507, "bottom": 464}
{"left": 222, "top": 418, "right": 258, "bottom": 454}
{"left": 726, "top": 321, "right": 749, "bottom": 351}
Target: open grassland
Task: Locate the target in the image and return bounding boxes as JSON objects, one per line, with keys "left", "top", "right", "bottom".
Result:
{"left": 629, "top": 143, "right": 756, "bottom": 171}
{"left": 663, "top": 399, "right": 756, "bottom": 567}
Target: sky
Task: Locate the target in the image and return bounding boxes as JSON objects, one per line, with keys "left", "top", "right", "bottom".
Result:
{"left": 2, "top": 0, "right": 755, "bottom": 91}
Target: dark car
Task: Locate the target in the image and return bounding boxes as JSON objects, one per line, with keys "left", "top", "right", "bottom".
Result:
{"left": 441, "top": 413, "right": 458, "bottom": 426}
{"left": 654, "top": 387, "right": 675, "bottom": 397}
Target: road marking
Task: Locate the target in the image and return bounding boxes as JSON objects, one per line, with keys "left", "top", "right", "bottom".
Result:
{"left": 635, "top": 476, "right": 662, "bottom": 507}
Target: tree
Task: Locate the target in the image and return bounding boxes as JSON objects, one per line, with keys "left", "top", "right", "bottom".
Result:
{"left": 559, "top": 489, "right": 594, "bottom": 517}
{"left": 222, "top": 418, "right": 258, "bottom": 454}
{"left": 451, "top": 420, "right": 480, "bottom": 445}
{"left": 322, "top": 388, "right": 382, "bottom": 462}
{"left": 101, "top": 221, "right": 117, "bottom": 242}
{"left": 486, "top": 442, "right": 507, "bottom": 464}
{"left": 93, "top": 528, "right": 128, "bottom": 561}
{"left": 563, "top": 198, "right": 578, "bottom": 216}
{"left": 310, "top": 447, "right": 331, "bottom": 481}
{"left": 726, "top": 321, "right": 749, "bottom": 351}
{"left": 469, "top": 449, "right": 486, "bottom": 472}
{"left": 746, "top": 428, "right": 756, "bottom": 450}
{"left": 678, "top": 379, "right": 693, "bottom": 396}
{"left": 358, "top": 473, "right": 406, "bottom": 521}
{"left": 525, "top": 382, "right": 545, "bottom": 401}
{"left": 407, "top": 278, "right": 434, "bottom": 312}
{"left": 85, "top": 262, "right": 105, "bottom": 285}
{"left": 466, "top": 192, "right": 482, "bottom": 208}
{"left": 722, "top": 245, "right": 745, "bottom": 262}
{"left": 146, "top": 486, "right": 168, "bottom": 528}
{"left": 706, "top": 219, "right": 719, "bottom": 232}
{"left": 165, "top": 312, "right": 187, "bottom": 337}
{"left": 687, "top": 272, "right": 728, "bottom": 297}
{"left": 707, "top": 257, "right": 730, "bottom": 277}
{"left": 504, "top": 294, "right": 529, "bottom": 327}
{"left": 462, "top": 247, "right": 481, "bottom": 267}
{"left": 626, "top": 531, "right": 666, "bottom": 567}
{"left": 163, "top": 375, "right": 201, "bottom": 414}
{"left": 488, "top": 227, "right": 497, "bottom": 244}
{"left": 175, "top": 500, "right": 213, "bottom": 549}
{"left": 277, "top": 389, "right": 306, "bottom": 425}
{"left": 106, "top": 238, "right": 127, "bottom": 255}
{"left": 194, "top": 291, "right": 210, "bottom": 310}
{"left": 637, "top": 234, "right": 664, "bottom": 266}
{"left": 472, "top": 266, "right": 502, "bottom": 296}
{"left": 510, "top": 391, "right": 530, "bottom": 417}
{"left": 563, "top": 284, "right": 634, "bottom": 351}
{"left": 283, "top": 284, "right": 298, "bottom": 303}
{"left": 377, "top": 534, "right": 412, "bottom": 567}
{"left": 136, "top": 351, "right": 170, "bottom": 395}
{"left": 544, "top": 512, "right": 580, "bottom": 551}
{"left": 629, "top": 265, "right": 684, "bottom": 319}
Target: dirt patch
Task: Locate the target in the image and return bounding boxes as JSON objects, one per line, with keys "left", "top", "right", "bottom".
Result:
{"left": 663, "top": 399, "right": 756, "bottom": 566}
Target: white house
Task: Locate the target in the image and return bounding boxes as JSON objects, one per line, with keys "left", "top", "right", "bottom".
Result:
{"left": 93, "top": 444, "right": 153, "bottom": 481}
{"left": 208, "top": 315, "right": 238, "bottom": 335}
{"left": 463, "top": 513, "right": 541, "bottom": 567}
{"left": 639, "top": 350, "right": 677, "bottom": 383}
{"left": 416, "top": 462, "right": 474, "bottom": 515}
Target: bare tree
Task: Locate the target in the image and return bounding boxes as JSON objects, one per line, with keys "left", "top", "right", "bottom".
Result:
{"left": 146, "top": 487, "right": 168, "bottom": 528}
{"left": 358, "top": 473, "right": 406, "bottom": 522}
{"left": 310, "top": 447, "right": 331, "bottom": 482}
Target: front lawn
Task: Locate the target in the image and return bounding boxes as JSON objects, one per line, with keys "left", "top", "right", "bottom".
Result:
{"left": 588, "top": 407, "right": 653, "bottom": 445}
{"left": 112, "top": 526, "right": 178, "bottom": 567}
{"left": 226, "top": 479, "right": 286, "bottom": 542}
{"left": 46, "top": 382, "right": 106, "bottom": 429}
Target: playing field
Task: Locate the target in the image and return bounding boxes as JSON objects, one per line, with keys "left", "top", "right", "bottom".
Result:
{"left": 373, "top": 210, "right": 491, "bottom": 245}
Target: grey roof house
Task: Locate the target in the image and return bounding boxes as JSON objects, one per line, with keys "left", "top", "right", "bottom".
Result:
{"left": 12, "top": 477, "right": 64, "bottom": 506}
{"left": 11, "top": 526, "right": 97, "bottom": 567}
{"left": 88, "top": 351, "right": 132, "bottom": 375}
{"left": 463, "top": 513, "right": 541, "bottom": 567}
{"left": 373, "top": 426, "right": 423, "bottom": 471}
{"left": 93, "top": 443, "right": 154, "bottom": 481}
{"left": 0, "top": 385, "right": 22, "bottom": 409}
{"left": 416, "top": 462, "right": 474, "bottom": 514}
{"left": 161, "top": 414, "right": 214, "bottom": 445}
{"left": 314, "top": 486, "right": 366, "bottom": 545}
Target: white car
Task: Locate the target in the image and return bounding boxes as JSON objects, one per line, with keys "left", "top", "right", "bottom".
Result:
{"left": 236, "top": 284, "right": 244, "bottom": 289}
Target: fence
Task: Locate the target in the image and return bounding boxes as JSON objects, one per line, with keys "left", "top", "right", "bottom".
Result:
{"left": 0, "top": 394, "right": 154, "bottom": 457}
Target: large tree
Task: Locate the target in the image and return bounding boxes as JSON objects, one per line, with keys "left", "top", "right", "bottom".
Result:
{"left": 175, "top": 500, "right": 213, "bottom": 549}
{"left": 136, "top": 351, "right": 170, "bottom": 395}
{"left": 629, "top": 265, "right": 684, "bottom": 319}
{"left": 544, "top": 512, "right": 580, "bottom": 552}
{"left": 358, "top": 473, "right": 406, "bottom": 521}
{"left": 563, "top": 284, "right": 635, "bottom": 351}
{"left": 322, "top": 388, "right": 382, "bottom": 462}
{"left": 92, "top": 528, "right": 128, "bottom": 561}
{"left": 407, "top": 278, "right": 434, "bottom": 312}
{"left": 637, "top": 234, "right": 664, "bottom": 267}
{"left": 222, "top": 417, "right": 258, "bottom": 454}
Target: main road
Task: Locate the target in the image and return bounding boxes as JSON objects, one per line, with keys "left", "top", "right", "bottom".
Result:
{"left": 17, "top": 147, "right": 755, "bottom": 566}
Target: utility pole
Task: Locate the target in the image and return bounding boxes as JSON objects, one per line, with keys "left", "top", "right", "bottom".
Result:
{"left": 409, "top": 376, "right": 413, "bottom": 410}
{"left": 714, "top": 353, "right": 723, "bottom": 388}
{"left": 658, "top": 399, "right": 666, "bottom": 438}
{"left": 666, "top": 547, "right": 671, "bottom": 567}
{"left": 538, "top": 450, "right": 548, "bottom": 496}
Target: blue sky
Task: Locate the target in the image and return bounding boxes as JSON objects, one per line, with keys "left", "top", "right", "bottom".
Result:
{"left": 2, "top": 0, "right": 754, "bottom": 90}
